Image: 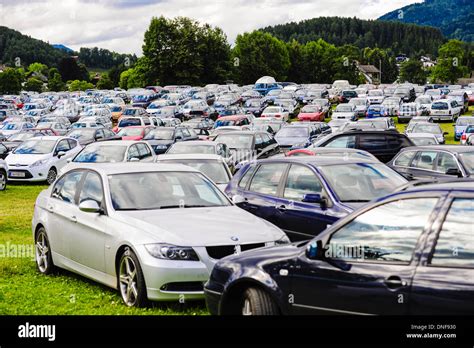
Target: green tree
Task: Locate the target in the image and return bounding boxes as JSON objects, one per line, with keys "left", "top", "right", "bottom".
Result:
{"left": 286, "top": 40, "right": 305, "bottom": 82}
{"left": 68, "top": 80, "right": 94, "bottom": 92}
{"left": 0, "top": 68, "right": 23, "bottom": 94}
{"left": 24, "top": 77, "right": 44, "bottom": 92}
{"left": 47, "top": 72, "right": 66, "bottom": 91}
{"left": 59, "top": 57, "right": 89, "bottom": 82}
{"left": 28, "top": 62, "right": 48, "bottom": 75}
{"left": 232, "top": 30, "right": 290, "bottom": 84}
{"left": 363, "top": 47, "right": 398, "bottom": 83}
{"left": 119, "top": 63, "right": 147, "bottom": 89}
{"left": 399, "top": 59, "right": 428, "bottom": 84}
{"left": 301, "top": 39, "right": 339, "bottom": 83}
{"left": 96, "top": 73, "right": 114, "bottom": 89}
{"left": 431, "top": 40, "right": 469, "bottom": 84}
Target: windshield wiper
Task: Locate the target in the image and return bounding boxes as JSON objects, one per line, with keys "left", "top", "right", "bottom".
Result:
{"left": 341, "top": 200, "right": 369, "bottom": 203}
{"left": 158, "top": 204, "right": 209, "bottom": 209}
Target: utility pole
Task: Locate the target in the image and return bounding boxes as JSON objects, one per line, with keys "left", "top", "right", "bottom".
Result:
{"left": 379, "top": 59, "right": 382, "bottom": 85}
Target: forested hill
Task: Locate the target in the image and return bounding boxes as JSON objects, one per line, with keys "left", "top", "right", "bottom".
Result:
{"left": 379, "top": 0, "right": 473, "bottom": 43}
{"left": 0, "top": 26, "right": 137, "bottom": 70}
{"left": 261, "top": 16, "right": 445, "bottom": 56}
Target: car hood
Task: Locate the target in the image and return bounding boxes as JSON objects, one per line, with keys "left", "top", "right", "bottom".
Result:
{"left": 220, "top": 242, "right": 303, "bottom": 264}
{"left": 146, "top": 140, "right": 174, "bottom": 146}
{"left": 333, "top": 112, "right": 354, "bottom": 117}
{"left": 6, "top": 153, "right": 50, "bottom": 165}
{"left": 275, "top": 136, "right": 308, "bottom": 146}
{"left": 115, "top": 206, "right": 285, "bottom": 246}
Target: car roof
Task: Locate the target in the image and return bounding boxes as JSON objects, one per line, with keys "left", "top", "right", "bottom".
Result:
{"left": 397, "top": 179, "right": 474, "bottom": 194}
{"left": 258, "top": 155, "right": 379, "bottom": 166}
{"left": 401, "top": 145, "right": 474, "bottom": 152}
{"left": 87, "top": 140, "right": 144, "bottom": 146}
{"left": 173, "top": 140, "right": 216, "bottom": 146}
{"left": 63, "top": 162, "right": 199, "bottom": 175}
{"left": 156, "top": 154, "right": 223, "bottom": 161}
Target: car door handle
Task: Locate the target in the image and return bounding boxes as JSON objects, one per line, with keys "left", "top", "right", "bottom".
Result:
{"left": 276, "top": 205, "right": 287, "bottom": 212}
{"left": 69, "top": 216, "right": 77, "bottom": 223}
{"left": 47, "top": 206, "right": 54, "bottom": 214}
{"left": 384, "top": 276, "right": 407, "bottom": 289}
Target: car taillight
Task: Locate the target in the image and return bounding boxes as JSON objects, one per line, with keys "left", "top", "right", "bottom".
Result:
{"left": 275, "top": 114, "right": 281, "bottom": 117}
{"left": 113, "top": 126, "right": 118, "bottom": 133}
{"left": 462, "top": 134, "right": 467, "bottom": 140}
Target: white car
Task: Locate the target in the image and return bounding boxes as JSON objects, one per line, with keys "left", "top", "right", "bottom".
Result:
{"left": 6, "top": 136, "right": 82, "bottom": 184}
{"left": 0, "top": 159, "right": 7, "bottom": 191}
{"left": 0, "top": 122, "right": 35, "bottom": 137}
{"left": 367, "top": 89, "right": 385, "bottom": 104}
{"left": 32, "top": 163, "right": 289, "bottom": 306}
{"left": 406, "top": 133, "right": 440, "bottom": 146}
{"left": 261, "top": 106, "right": 290, "bottom": 122}
{"left": 332, "top": 104, "right": 357, "bottom": 121}
{"left": 429, "top": 100, "right": 462, "bottom": 122}
{"left": 156, "top": 154, "right": 233, "bottom": 191}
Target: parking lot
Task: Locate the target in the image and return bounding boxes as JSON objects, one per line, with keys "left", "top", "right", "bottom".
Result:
{"left": 1, "top": 81, "right": 473, "bottom": 315}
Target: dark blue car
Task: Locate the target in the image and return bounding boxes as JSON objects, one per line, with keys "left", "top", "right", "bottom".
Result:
{"left": 226, "top": 156, "right": 407, "bottom": 241}
{"left": 206, "top": 180, "right": 474, "bottom": 315}
{"left": 274, "top": 123, "right": 331, "bottom": 152}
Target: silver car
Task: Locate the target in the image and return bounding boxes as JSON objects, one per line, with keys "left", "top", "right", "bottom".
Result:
{"left": 32, "top": 163, "right": 288, "bottom": 307}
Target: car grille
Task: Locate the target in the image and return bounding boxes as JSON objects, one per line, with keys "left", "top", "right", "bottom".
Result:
{"left": 8, "top": 170, "right": 33, "bottom": 179}
{"left": 206, "top": 243, "right": 266, "bottom": 260}
{"left": 160, "top": 282, "right": 204, "bottom": 293}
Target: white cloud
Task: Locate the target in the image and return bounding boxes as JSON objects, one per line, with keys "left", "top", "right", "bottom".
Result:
{"left": 0, "top": 0, "right": 421, "bottom": 55}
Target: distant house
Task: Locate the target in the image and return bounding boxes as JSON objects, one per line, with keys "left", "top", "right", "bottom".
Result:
{"left": 357, "top": 64, "right": 381, "bottom": 84}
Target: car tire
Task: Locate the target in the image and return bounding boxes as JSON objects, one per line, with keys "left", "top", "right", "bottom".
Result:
{"left": 118, "top": 247, "right": 148, "bottom": 308}
{"left": 46, "top": 168, "right": 57, "bottom": 185}
{"left": 241, "top": 287, "right": 279, "bottom": 315}
{"left": 0, "top": 170, "right": 6, "bottom": 191}
{"left": 35, "top": 227, "right": 55, "bottom": 275}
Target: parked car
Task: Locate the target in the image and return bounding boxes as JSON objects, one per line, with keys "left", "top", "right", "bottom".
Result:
{"left": 339, "top": 90, "right": 358, "bottom": 103}
{"left": 366, "top": 89, "right": 385, "bottom": 104}
{"left": 429, "top": 100, "right": 462, "bottom": 122}
{"left": 225, "top": 156, "right": 406, "bottom": 242}
{"left": 332, "top": 104, "right": 357, "bottom": 121}
{"left": 116, "top": 126, "right": 155, "bottom": 141}
{"left": 261, "top": 106, "right": 290, "bottom": 122}
{"left": 405, "top": 122, "right": 447, "bottom": 144}
{"left": 397, "top": 103, "right": 423, "bottom": 123}
{"left": 339, "top": 118, "right": 396, "bottom": 132}
{"left": 0, "top": 159, "right": 7, "bottom": 191}
{"left": 313, "top": 130, "right": 414, "bottom": 163}
{"left": 243, "top": 99, "right": 265, "bottom": 117}
{"left": 144, "top": 127, "right": 199, "bottom": 154}
{"left": 213, "top": 115, "right": 252, "bottom": 130}
{"left": 67, "top": 128, "right": 118, "bottom": 146}
{"left": 6, "top": 136, "right": 82, "bottom": 184}
{"left": 33, "top": 163, "right": 288, "bottom": 306}
{"left": 113, "top": 117, "right": 151, "bottom": 133}
{"left": 156, "top": 154, "right": 233, "bottom": 191}
{"left": 206, "top": 181, "right": 474, "bottom": 315}
{"left": 366, "top": 105, "right": 387, "bottom": 118}
{"left": 414, "top": 95, "right": 432, "bottom": 115}
{"left": 275, "top": 123, "right": 330, "bottom": 151}
{"left": 0, "top": 122, "right": 35, "bottom": 137}
{"left": 381, "top": 97, "right": 402, "bottom": 116}
{"left": 297, "top": 105, "right": 325, "bottom": 122}
{"left": 349, "top": 97, "right": 369, "bottom": 117}
{"left": 461, "top": 125, "right": 474, "bottom": 145}
{"left": 394, "top": 86, "right": 416, "bottom": 103}
{"left": 166, "top": 140, "right": 232, "bottom": 167}
{"left": 388, "top": 145, "right": 474, "bottom": 180}
{"left": 454, "top": 116, "right": 474, "bottom": 141}
{"left": 72, "top": 141, "right": 155, "bottom": 164}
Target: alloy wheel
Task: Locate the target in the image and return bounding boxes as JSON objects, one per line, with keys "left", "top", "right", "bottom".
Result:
{"left": 35, "top": 231, "right": 49, "bottom": 273}
{"left": 119, "top": 255, "right": 139, "bottom": 307}
{"left": 0, "top": 172, "right": 6, "bottom": 191}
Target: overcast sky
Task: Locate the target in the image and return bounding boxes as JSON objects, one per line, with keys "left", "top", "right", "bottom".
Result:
{"left": 0, "top": 0, "right": 421, "bottom": 55}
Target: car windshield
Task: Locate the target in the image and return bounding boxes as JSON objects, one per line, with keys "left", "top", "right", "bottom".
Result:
{"left": 413, "top": 124, "right": 440, "bottom": 133}
{"left": 302, "top": 106, "right": 320, "bottom": 113}
{"left": 459, "top": 152, "right": 474, "bottom": 174}
{"left": 144, "top": 129, "right": 174, "bottom": 140}
{"left": 416, "top": 97, "right": 431, "bottom": 104}
{"left": 277, "top": 127, "right": 309, "bottom": 137}
{"left": 457, "top": 118, "right": 474, "bottom": 126}
{"left": 215, "top": 134, "right": 253, "bottom": 149}
{"left": 74, "top": 145, "right": 126, "bottom": 163}
{"left": 119, "top": 118, "right": 141, "bottom": 127}
{"left": 369, "top": 90, "right": 383, "bottom": 96}
{"left": 108, "top": 172, "right": 230, "bottom": 211}
{"left": 3, "top": 123, "right": 20, "bottom": 130}
{"left": 160, "top": 159, "right": 229, "bottom": 184}
{"left": 264, "top": 107, "right": 280, "bottom": 113}
{"left": 319, "top": 163, "right": 406, "bottom": 202}
{"left": 336, "top": 105, "right": 353, "bottom": 112}
{"left": 123, "top": 110, "right": 138, "bottom": 116}
{"left": 215, "top": 120, "right": 238, "bottom": 127}
{"left": 117, "top": 128, "right": 143, "bottom": 137}
{"left": 110, "top": 106, "right": 122, "bottom": 112}
{"left": 431, "top": 102, "right": 448, "bottom": 110}
{"left": 7, "top": 133, "right": 34, "bottom": 141}
{"left": 168, "top": 144, "right": 215, "bottom": 155}
{"left": 68, "top": 129, "right": 95, "bottom": 140}
{"left": 14, "top": 139, "right": 56, "bottom": 154}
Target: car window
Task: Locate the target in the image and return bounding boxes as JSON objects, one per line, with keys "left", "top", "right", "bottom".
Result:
{"left": 412, "top": 151, "right": 437, "bottom": 171}
{"left": 79, "top": 172, "right": 104, "bottom": 206}
{"left": 394, "top": 151, "right": 416, "bottom": 167}
{"left": 328, "top": 198, "right": 438, "bottom": 263}
{"left": 95, "top": 130, "right": 105, "bottom": 140}
{"left": 56, "top": 139, "right": 71, "bottom": 153}
{"left": 127, "top": 145, "right": 139, "bottom": 160}
{"left": 359, "top": 134, "right": 387, "bottom": 151}
{"left": 51, "top": 171, "right": 84, "bottom": 204}
{"left": 283, "top": 165, "right": 323, "bottom": 201}
{"left": 249, "top": 163, "right": 287, "bottom": 196}
{"left": 182, "top": 128, "right": 191, "bottom": 137}
{"left": 436, "top": 152, "right": 459, "bottom": 174}
{"left": 137, "top": 143, "right": 153, "bottom": 159}
{"left": 325, "top": 135, "right": 356, "bottom": 149}
{"left": 255, "top": 134, "right": 264, "bottom": 148}
{"left": 68, "top": 139, "right": 78, "bottom": 149}
{"left": 430, "top": 198, "right": 474, "bottom": 268}
{"left": 238, "top": 165, "right": 256, "bottom": 189}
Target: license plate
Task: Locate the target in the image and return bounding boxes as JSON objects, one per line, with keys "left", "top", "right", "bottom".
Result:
{"left": 10, "top": 172, "right": 25, "bottom": 178}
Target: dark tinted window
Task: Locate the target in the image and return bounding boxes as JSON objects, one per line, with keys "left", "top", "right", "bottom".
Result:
{"left": 430, "top": 199, "right": 474, "bottom": 268}
{"left": 359, "top": 134, "right": 387, "bottom": 151}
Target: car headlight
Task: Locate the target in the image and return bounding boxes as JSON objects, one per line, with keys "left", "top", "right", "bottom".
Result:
{"left": 30, "top": 159, "right": 48, "bottom": 168}
{"left": 145, "top": 244, "right": 199, "bottom": 261}
{"left": 275, "top": 235, "right": 291, "bottom": 245}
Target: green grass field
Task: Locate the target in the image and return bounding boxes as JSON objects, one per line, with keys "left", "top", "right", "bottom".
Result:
{"left": 0, "top": 105, "right": 471, "bottom": 315}
{"left": 0, "top": 185, "right": 208, "bottom": 315}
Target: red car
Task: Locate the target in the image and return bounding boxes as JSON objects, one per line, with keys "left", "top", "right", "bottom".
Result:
{"left": 116, "top": 126, "right": 154, "bottom": 141}
{"left": 297, "top": 105, "right": 325, "bottom": 122}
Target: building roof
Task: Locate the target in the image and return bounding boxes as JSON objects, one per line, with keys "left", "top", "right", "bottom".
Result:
{"left": 358, "top": 65, "right": 381, "bottom": 74}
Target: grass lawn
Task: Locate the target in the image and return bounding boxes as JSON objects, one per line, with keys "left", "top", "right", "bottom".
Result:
{"left": 0, "top": 184, "right": 208, "bottom": 315}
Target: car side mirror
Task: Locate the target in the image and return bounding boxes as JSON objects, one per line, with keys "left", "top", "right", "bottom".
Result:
{"left": 445, "top": 168, "right": 462, "bottom": 177}
{"left": 129, "top": 157, "right": 140, "bottom": 162}
{"left": 305, "top": 240, "right": 325, "bottom": 260}
{"left": 302, "top": 193, "right": 327, "bottom": 209}
{"left": 79, "top": 200, "right": 101, "bottom": 214}
{"left": 56, "top": 151, "right": 66, "bottom": 158}
{"left": 232, "top": 194, "right": 247, "bottom": 205}
{"left": 443, "top": 132, "right": 449, "bottom": 136}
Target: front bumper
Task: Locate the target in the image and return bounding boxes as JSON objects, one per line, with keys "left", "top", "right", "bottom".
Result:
{"left": 7, "top": 165, "right": 50, "bottom": 182}
{"left": 203, "top": 285, "right": 222, "bottom": 315}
